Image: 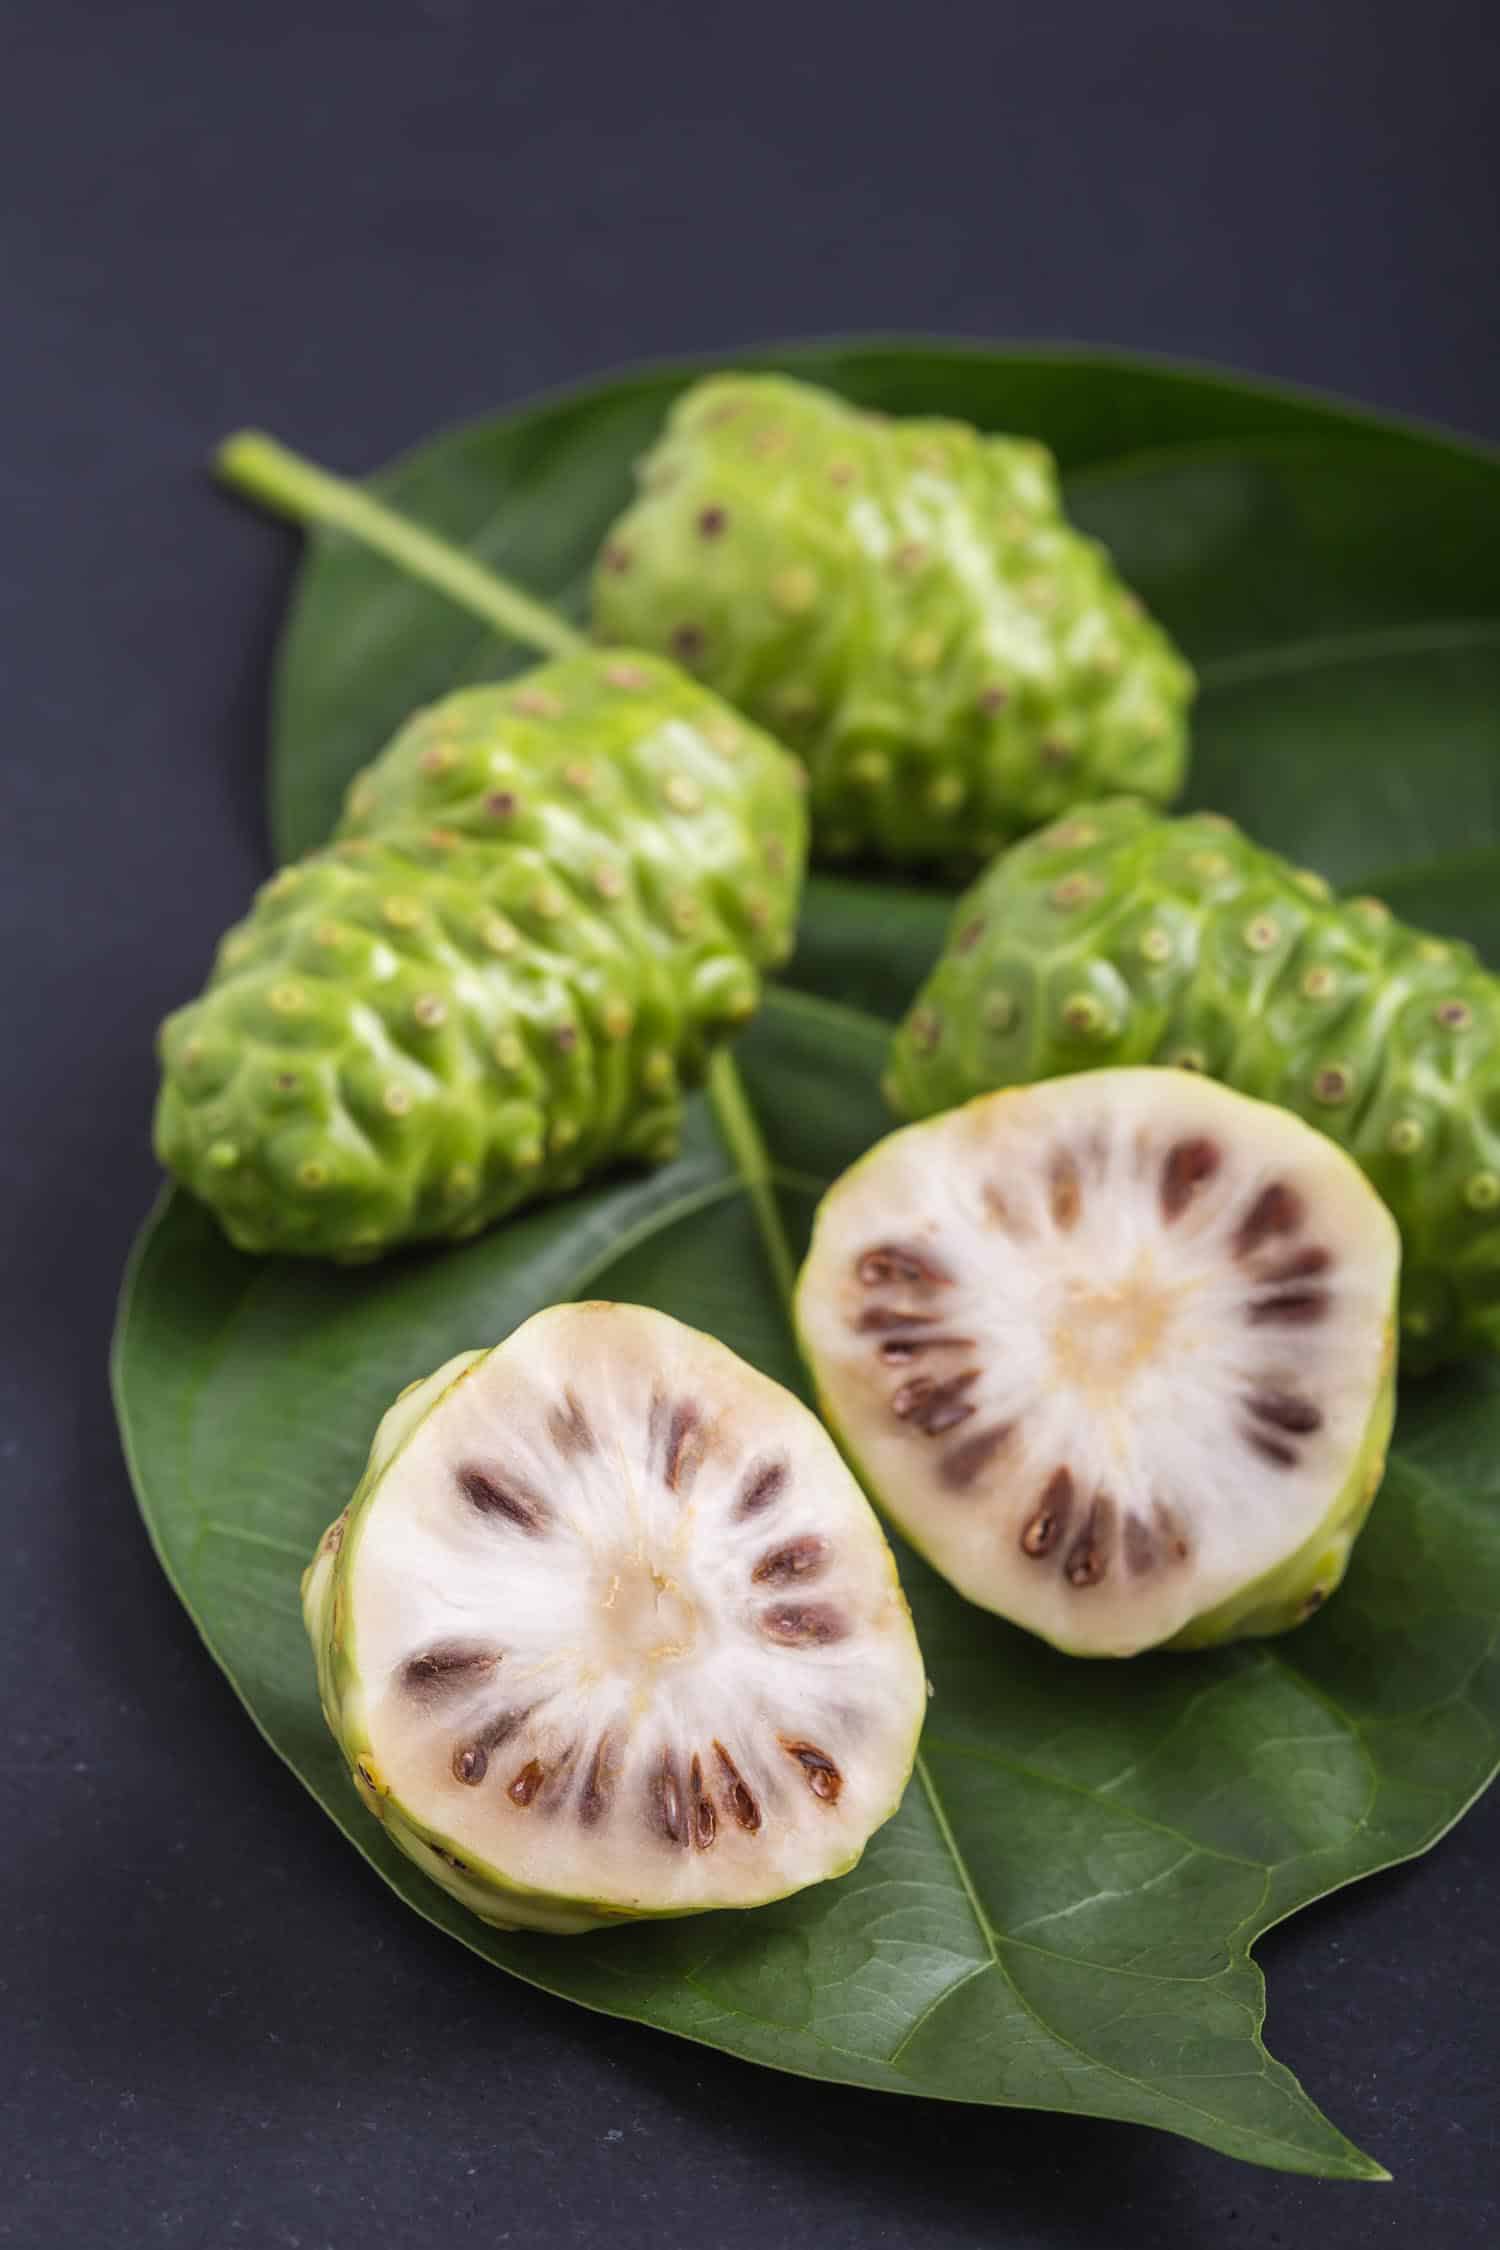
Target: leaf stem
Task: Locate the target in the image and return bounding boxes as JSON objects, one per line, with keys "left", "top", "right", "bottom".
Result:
{"left": 215, "top": 430, "right": 584, "bottom": 662}
{"left": 705, "top": 1050, "right": 800, "bottom": 1315}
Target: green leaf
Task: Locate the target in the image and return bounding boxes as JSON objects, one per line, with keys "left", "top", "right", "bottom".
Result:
{"left": 119, "top": 344, "right": 1500, "bottom": 2178}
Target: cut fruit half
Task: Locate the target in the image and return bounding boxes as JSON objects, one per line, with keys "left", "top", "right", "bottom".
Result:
{"left": 303, "top": 1302, "right": 927, "bottom": 1933}
{"left": 795, "top": 1070, "right": 1400, "bottom": 1657}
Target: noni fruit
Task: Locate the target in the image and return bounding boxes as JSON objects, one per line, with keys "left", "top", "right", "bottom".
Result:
{"left": 591, "top": 374, "right": 1194, "bottom": 867}
{"left": 156, "top": 651, "right": 806, "bottom": 1258}
{"left": 886, "top": 799, "right": 1500, "bottom": 1367}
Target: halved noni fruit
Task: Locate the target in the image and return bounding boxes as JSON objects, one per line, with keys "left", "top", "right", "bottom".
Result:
{"left": 795, "top": 1070, "right": 1400, "bottom": 1657}
{"left": 303, "top": 1302, "right": 927, "bottom": 1933}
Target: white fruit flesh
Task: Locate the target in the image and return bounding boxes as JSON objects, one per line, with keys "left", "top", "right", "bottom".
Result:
{"left": 796, "top": 1070, "right": 1399, "bottom": 1656}
{"left": 309, "top": 1302, "right": 926, "bottom": 1927}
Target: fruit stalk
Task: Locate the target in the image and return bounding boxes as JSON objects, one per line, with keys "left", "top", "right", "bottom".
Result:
{"left": 217, "top": 431, "right": 583, "bottom": 660}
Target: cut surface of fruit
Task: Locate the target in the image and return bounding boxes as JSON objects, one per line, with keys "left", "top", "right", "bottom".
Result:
{"left": 796, "top": 1070, "right": 1399, "bottom": 1656}
{"left": 303, "top": 1303, "right": 926, "bottom": 1932}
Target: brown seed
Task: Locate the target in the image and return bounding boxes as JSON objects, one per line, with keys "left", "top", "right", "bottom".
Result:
{"left": 1248, "top": 1290, "right": 1329, "bottom": 1326}
{"left": 457, "top": 1466, "right": 546, "bottom": 1534}
{"left": 857, "top": 1243, "right": 952, "bottom": 1289}
{"left": 401, "top": 1643, "right": 498, "bottom": 1698}
{"left": 689, "top": 1754, "right": 717, "bottom": 1849}
{"left": 1049, "top": 1153, "right": 1082, "bottom": 1230}
{"left": 782, "top": 1740, "right": 843, "bottom": 1803}
{"left": 1160, "top": 1136, "right": 1221, "bottom": 1222}
{"left": 761, "top": 1601, "right": 848, "bottom": 1647}
{"left": 713, "top": 1742, "right": 762, "bottom": 1831}
{"left": 579, "top": 1736, "right": 613, "bottom": 1827}
{"left": 1064, "top": 1494, "right": 1115, "bottom": 1588}
{"left": 939, "top": 1424, "right": 1011, "bottom": 1491}
{"left": 1152, "top": 1501, "right": 1191, "bottom": 1563}
{"left": 752, "top": 1535, "right": 828, "bottom": 1585}
{"left": 453, "top": 1743, "right": 489, "bottom": 1786}
{"left": 1020, "top": 1467, "right": 1074, "bottom": 1558}
{"left": 655, "top": 1753, "right": 688, "bottom": 1847}
{"left": 1234, "top": 1182, "right": 1303, "bottom": 1258}
{"left": 547, "top": 1389, "right": 596, "bottom": 1457}
{"left": 1247, "top": 1390, "right": 1323, "bottom": 1434}
{"left": 735, "top": 1458, "right": 788, "bottom": 1519}
{"left": 1246, "top": 1429, "right": 1298, "bottom": 1468}
{"left": 507, "top": 1759, "right": 546, "bottom": 1807}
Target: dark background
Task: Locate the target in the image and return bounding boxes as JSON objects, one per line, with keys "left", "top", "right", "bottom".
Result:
{"left": 5, "top": 1, "right": 1498, "bottom": 2243}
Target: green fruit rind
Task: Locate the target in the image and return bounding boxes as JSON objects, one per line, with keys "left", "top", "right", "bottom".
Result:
{"left": 156, "top": 651, "right": 806, "bottom": 1258}
{"left": 888, "top": 799, "right": 1500, "bottom": 1367}
{"left": 302, "top": 1313, "right": 925, "bottom": 1933}
{"left": 591, "top": 373, "right": 1194, "bottom": 865}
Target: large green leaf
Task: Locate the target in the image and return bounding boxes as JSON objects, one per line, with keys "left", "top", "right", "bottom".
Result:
{"left": 118, "top": 345, "right": 1500, "bottom": 2180}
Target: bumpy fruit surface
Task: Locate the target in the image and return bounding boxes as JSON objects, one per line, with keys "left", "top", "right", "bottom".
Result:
{"left": 302, "top": 1302, "right": 927, "bottom": 1932}
{"left": 797, "top": 1070, "right": 1399, "bottom": 1656}
{"left": 156, "top": 651, "right": 806, "bottom": 1257}
{"left": 887, "top": 799, "right": 1500, "bottom": 1366}
{"left": 591, "top": 373, "right": 1194, "bottom": 866}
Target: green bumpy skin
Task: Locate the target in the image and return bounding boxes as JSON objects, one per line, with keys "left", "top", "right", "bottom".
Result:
{"left": 156, "top": 651, "right": 806, "bottom": 1258}
{"left": 590, "top": 373, "right": 1194, "bottom": 866}
{"left": 887, "top": 799, "right": 1500, "bottom": 1366}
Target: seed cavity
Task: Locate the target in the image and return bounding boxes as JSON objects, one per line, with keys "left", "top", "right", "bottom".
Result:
{"left": 548, "top": 1388, "right": 596, "bottom": 1457}
{"left": 735, "top": 1457, "right": 788, "bottom": 1519}
{"left": 752, "top": 1535, "right": 828, "bottom": 1585}
{"left": 1255, "top": 1244, "right": 1332, "bottom": 1285}
{"left": 457, "top": 1465, "right": 547, "bottom": 1534}
{"left": 858, "top": 1243, "right": 952, "bottom": 1289}
{"left": 939, "top": 1424, "right": 1011, "bottom": 1490}
{"left": 401, "top": 1643, "right": 499, "bottom": 1698}
{"left": 714, "top": 1742, "right": 762, "bottom": 1831}
{"left": 1247, "top": 1390, "right": 1323, "bottom": 1435}
{"left": 1160, "top": 1136, "right": 1220, "bottom": 1222}
{"left": 1064, "top": 1494, "right": 1115, "bottom": 1588}
{"left": 1020, "top": 1466, "right": 1073, "bottom": 1558}
{"left": 1049, "top": 1152, "right": 1082, "bottom": 1230}
{"left": 891, "top": 1368, "right": 979, "bottom": 1434}
{"left": 579, "top": 1736, "right": 614, "bottom": 1828}
{"left": 1234, "top": 1181, "right": 1303, "bottom": 1258}
{"left": 782, "top": 1739, "right": 843, "bottom": 1803}
{"left": 856, "top": 1306, "right": 940, "bottom": 1334}
{"left": 652, "top": 1396, "right": 706, "bottom": 1496}
{"left": 689, "top": 1754, "right": 717, "bottom": 1849}
{"left": 761, "top": 1601, "right": 848, "bottom": 1647}
{"left": 1248, "top": 1290, "right": 1330, "bottom": 1326}
{"left": 877, "top": 1330, "right": 975, "bottom": 1364}
{"left": 1123, "top": 1515, "right": 1156, "bottom": 1574}
{"left": 1246, "top": 1429, "right": 1298, "bottom": 1468}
